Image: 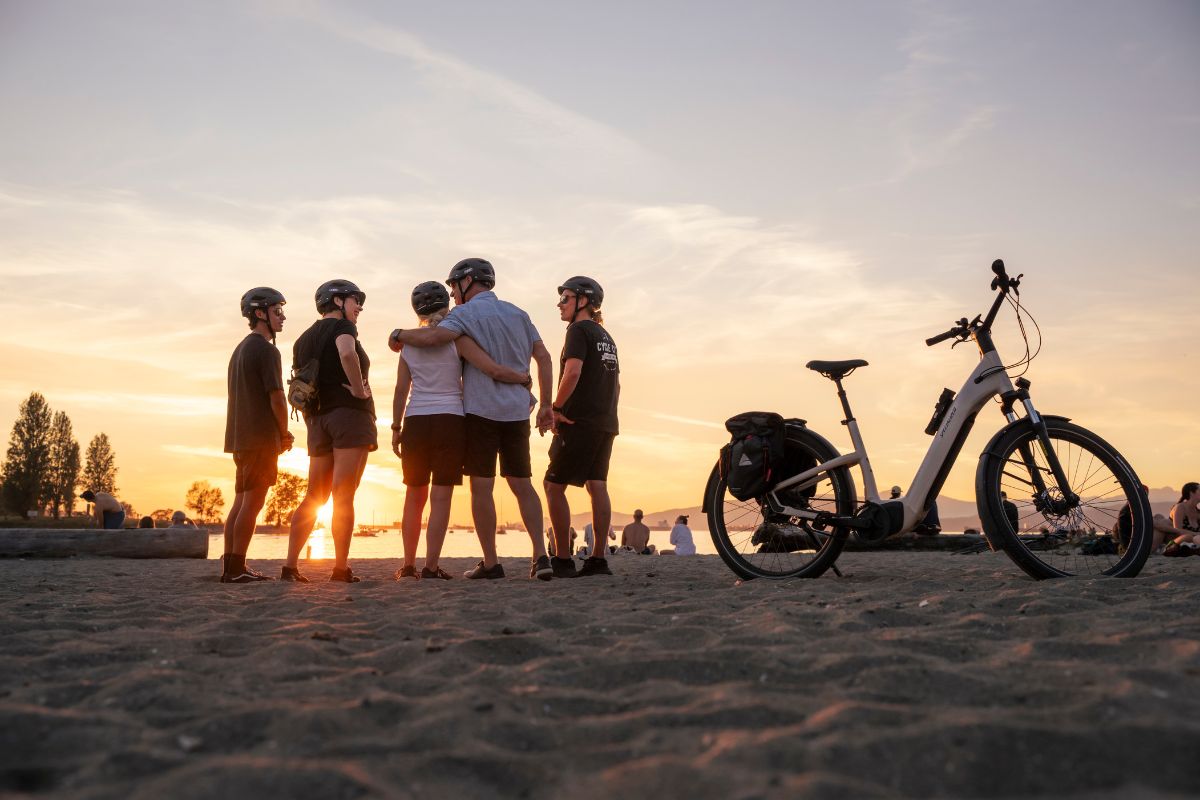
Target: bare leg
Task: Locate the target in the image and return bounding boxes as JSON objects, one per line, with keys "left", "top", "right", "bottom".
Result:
{"left": 543, "top": 480, "right": 571, "bottom": 558}
{"left": 585, "top": 480, "right": 611, "bottom": 558}
{"left": 330, "top": 446, "right": 370, "bottom": 571}
{"left": 223, "top": 492, "right": 245, "bottom": 556}
{"left": 506, "top": 476, "right": 547, "bottom": 558}
{"left": 286, "top": 454, "right": 334, "bottom": 568}
{"left": 234, "top": 486, "right": 269, "bottom": 555}
{"left": 470, "top": 476, "right": 498, "bottom": 567}
{"left": 425, "top": 484, "right": 453, "bottom": 570}
{"left": 401, "top": 484, "right": 429, "bottom": 568}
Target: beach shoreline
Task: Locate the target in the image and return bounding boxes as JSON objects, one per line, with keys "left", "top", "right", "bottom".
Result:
{"left": 1, "top": 553, "right": 1197, "bottom": 798}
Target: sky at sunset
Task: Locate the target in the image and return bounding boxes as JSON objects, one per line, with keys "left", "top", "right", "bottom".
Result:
{"left": 1, "top": 0, "right": 1197, "bottom": 524}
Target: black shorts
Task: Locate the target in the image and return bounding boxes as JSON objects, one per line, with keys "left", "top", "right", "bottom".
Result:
{"left": 463, "top": 414, "right": 531, "bottom": 478}
{"left": 307, "top": 407, "right": 378, "bottom": 456}
{"left": 401, "top": 414, "right": 465, "bottom": 487}
{"left": 544, "top": 425, "right": 615, "bottom": 487}
{"left": 234, "top": 447, "right": 279, "bottom": 493}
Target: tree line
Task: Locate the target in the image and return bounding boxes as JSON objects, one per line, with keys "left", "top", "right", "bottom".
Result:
{"left": 0, "top": 392, "right": 118, "bottom": 517}
{"left": 2, "top": 391, "right": 307, "bottom": 526}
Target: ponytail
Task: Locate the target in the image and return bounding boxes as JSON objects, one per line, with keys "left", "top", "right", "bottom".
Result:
{"left": 591, "top": 308, "right": 604, "bottom": 326}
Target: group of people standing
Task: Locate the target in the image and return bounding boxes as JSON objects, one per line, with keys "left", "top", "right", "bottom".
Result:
{"left": 221, "top": 258, "right": 620, "bottom": 584}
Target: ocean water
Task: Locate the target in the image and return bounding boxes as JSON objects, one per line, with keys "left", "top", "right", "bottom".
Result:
{"left": 208, "top": 526, "right": 715, "bottom": 560}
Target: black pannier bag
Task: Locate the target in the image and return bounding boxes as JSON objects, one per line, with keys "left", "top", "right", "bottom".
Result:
{"left": 719, "top": 412, "right": 786, "bottom": 501}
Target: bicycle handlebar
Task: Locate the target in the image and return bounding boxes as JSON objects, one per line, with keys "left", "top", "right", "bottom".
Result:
{"left": 925, "top": 327, "right": 963, "bottom": 347}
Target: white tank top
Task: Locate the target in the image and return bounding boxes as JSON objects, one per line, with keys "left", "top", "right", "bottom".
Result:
{"left": 402, "top": 341, "right": 464, "bottom": 416}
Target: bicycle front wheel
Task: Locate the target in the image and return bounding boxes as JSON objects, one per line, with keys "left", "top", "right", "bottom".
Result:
{"left": 705, "top": 426, "right": 854, "bottom": 580}
{"left": 976, "top": 418, "right": 1152, "bottom": 578}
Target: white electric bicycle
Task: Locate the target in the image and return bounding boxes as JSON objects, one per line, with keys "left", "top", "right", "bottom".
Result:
{"left": 704, "top": 260, "right": 1153, "bottom": 580}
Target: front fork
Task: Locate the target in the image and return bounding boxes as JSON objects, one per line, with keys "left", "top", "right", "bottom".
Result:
{"left": 1005, "top": 379, "right": 1079, "bottom": 513}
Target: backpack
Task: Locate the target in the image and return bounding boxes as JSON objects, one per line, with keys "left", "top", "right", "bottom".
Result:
{"left": 719, "top": 411, "right": 785, "bottom": 501}
{"left": 287, "top": 322, "right": 340, "bottom": 420}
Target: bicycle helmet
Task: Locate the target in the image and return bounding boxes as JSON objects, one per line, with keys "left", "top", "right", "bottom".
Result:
{"left": 411, "top": 281, "right": 450, "bottom": 315}
{"left": 557, "top": 276, "right": 603, "bottom": 309}
{"left": 315, "top": 279, "right": 366, "bottom": 314}
{"left": 445, "top": 258, "right": 496, "bottom": 296}
{"left": 240, "top": 287, "right": 286, "bottom": 320}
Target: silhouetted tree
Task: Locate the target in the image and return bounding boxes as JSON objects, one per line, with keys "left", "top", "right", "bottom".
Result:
{"left": 82, "top": 433, "right": 118, "bottom": 496}
{"left": 263, "top": 472, "right": 306, "bottom": 525}
{"left": 1, "top": 392, "right": 53, "bottom": 514}
{"left": 45, "top": 411, "right": 81, "bottom": 518}
{"left": 185, "top": 481, "right": 225, "bottom": 523}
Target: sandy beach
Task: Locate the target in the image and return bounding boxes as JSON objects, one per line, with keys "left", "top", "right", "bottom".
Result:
{"left": 1, "top": 551, "right": 1197, "bottom": 799}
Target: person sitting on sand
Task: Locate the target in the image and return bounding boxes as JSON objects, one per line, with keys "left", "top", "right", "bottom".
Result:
{"left": 543, "top": 276, "right": 621, "bottom": 579}
{"left": 1114, "top": 484, "right": 1193, "bottom": 555}
{"left": 670, "top": 515, "right": 696, "bottom": 555}
{"left": 80, "top": 490, "right": 124, "bottom": 529}
{"left": 583, "top": 522, "right": 616, "bottom": 557}
{"left": 223, "top": 287, "right": 293, "bottom": 584}
{"left": 890, "top": 485, "right": 940, "bottom": 535}
{"left": 1164, "top": 482, "right": 1200, "bottom": 557}
{"left": 621, "top": 509, "right": 652, "bottom": 554}
{"left": 170, "top": 510, "right": 197, "bottom": 529}
{"left": 391, "top": 281, "right": 531, "bottom": 582}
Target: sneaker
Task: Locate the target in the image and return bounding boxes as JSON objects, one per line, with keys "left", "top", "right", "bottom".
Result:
{"left": 420, "top": 566, "right": 452, "bottom": 580}
{"left": 330, "top": 566, "right": 362, "bottom": 583}
{"left": 280, "top": 566, "right": 310, "bottom": 583}
{"left": 551, "top": 556, "right": 577, "bottom": 579}
{"left": 576, "top": 556, "right": 613, "bottom": 577}
{"left": 395, "top": 565, "right": 419, "bottom": 580}
{"left": 220, "top": 570, "right": 271, "bottom": 584}
{"left": 530, "top": 555, "right": 553, "bottom": 581}
{"left": 220, "top": 554, "right": 270, "bottom": 583}
{"left": 464, "top": 560, "right": 505, "bottom": 580}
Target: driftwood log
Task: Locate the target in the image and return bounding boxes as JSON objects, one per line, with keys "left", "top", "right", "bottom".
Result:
{"left": 0, "top": 528, "right": 209, "bottom": 559}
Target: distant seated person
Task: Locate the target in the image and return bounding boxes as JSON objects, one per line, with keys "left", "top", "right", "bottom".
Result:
{"left": 669, "top": 515, "right": 696, "bottom": 555}
{"left": 583, "top": 522, "right": 616, "bottom": 556}
{"left": 80, "top": 490, "right": 124, "bottom": 529}
{"left": 621, "top": 509, "right": 653, "bottom": 554}
{"left": 138, "top": 515, "right": 154, "bottom": 528}
{"left": 170, "top": 510, "right": 197, "bottom": 529}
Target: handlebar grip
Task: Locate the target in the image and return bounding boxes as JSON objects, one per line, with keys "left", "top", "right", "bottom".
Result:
{"left": 925, "top": 328, "right": 959, "bottom": 347}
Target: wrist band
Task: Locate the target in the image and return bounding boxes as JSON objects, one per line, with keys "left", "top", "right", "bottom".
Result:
{"left": 552, "top": 405, "right": 564, "bottom": 414}
{"left": 390, "top": 423, "right": 402, "bottom": 431}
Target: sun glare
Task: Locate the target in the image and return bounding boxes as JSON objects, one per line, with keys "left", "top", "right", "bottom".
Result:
{"left": 316, "top": 499, "right": 333, "bottom": 529}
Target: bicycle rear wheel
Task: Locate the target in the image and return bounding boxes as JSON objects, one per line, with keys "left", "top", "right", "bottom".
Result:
{"left": 705, "top": 426, "right": 853, "bottom": 579}
{"left": 976, "top": 418, "right": 1152, "bottom": 578}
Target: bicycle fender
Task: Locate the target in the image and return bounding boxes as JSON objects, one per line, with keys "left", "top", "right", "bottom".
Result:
{"left": 702, "top": 463, "right": 720, "bottom": 515}
{"left": 974, "top": 414, "right": 1072, "bottom": 551}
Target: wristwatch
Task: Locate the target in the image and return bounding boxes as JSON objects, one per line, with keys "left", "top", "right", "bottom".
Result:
{"left": 552, "top": 405, "right": 565, "bottom": 414}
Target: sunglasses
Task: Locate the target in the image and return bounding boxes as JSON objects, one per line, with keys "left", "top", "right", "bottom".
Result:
{"left": 557, "top": 293, "right": 576, "bottom": 306}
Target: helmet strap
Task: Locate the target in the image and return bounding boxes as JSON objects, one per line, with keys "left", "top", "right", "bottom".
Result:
{"left": 569, "top": 296, "right": 588, "bottom": 324}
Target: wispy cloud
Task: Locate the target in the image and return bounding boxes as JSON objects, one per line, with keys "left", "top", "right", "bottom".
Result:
{"left": 267, "top": 0, "right": 645, "bottom": 163}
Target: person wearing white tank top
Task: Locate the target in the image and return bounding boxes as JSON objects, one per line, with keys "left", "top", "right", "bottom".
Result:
{"left": 390, "top": 282, "right": 532, "bottom": 580}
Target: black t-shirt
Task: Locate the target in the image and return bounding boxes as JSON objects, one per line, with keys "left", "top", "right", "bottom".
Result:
{"left": 225, "top": 333, "right": 284, "bottom": 453}
{"left": 560, "top": 319, "right": 619, "bottom": 433}
{"left": 293, "top": 318, "right": 374, "bottom": 418}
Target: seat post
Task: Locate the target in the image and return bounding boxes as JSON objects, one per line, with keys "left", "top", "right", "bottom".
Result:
{"left": 834, "top": 379, "right": 856, "bottom": 424}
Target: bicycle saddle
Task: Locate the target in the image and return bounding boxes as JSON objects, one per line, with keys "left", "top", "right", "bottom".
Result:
{"left": 805, "top": 359, "right": 869, "bottom": 380}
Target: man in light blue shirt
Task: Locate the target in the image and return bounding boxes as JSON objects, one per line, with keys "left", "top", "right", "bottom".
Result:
{"left": 390, "top": 258, "right": 556, "bottom": 581}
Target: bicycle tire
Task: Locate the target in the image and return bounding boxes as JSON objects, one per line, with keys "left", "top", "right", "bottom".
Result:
{"left": 706, "top": 425, "right": 854, "bottom": 580}
{"left": 976, "top": 418, "right": 1152, "bottom": 579}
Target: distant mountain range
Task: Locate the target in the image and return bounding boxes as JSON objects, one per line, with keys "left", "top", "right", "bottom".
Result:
{"left": 576, "top": 486, "right": 1185, "bottom": 532}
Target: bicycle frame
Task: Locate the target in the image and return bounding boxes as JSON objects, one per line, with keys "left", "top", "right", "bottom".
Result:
{"left": 768, "top": 350, "right": 1017, "bottom": 533}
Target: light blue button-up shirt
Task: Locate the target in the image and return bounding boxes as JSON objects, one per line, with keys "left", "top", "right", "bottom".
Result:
{"left": 438, "top": 291, "right": 541, "bottom": 422}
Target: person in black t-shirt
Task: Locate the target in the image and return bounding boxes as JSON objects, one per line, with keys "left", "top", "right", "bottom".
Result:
{"left": 222, "top": 287, "right": 293, "bottom": 583}
{"left": 283, "top": 279, "right": 376, "bottom": 584}
{"left": 543, "top": 276, "right": 620, "bottom": 579}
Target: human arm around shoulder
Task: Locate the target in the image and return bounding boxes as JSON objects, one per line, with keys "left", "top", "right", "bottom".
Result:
{"left": 456, "top": 336, "right": 531, "bottom": 385}
{"left": 391, "top": 356, "right": 412, "bottom": 458}
{"left": 532, "top": 339, "right": 554, "bottom": 434}
{"left": 337, "top": 334, "right": 370, "bottom": 399}
{"left": 392, "top": 326, "right": 458, "bottom": 349}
